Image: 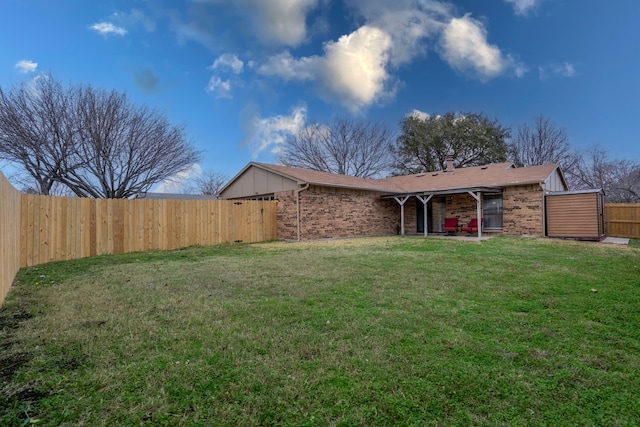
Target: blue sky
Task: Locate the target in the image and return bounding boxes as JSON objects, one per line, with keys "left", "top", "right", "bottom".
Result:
{"left": 1, "top": 0, "right": 638, "bottom": 191}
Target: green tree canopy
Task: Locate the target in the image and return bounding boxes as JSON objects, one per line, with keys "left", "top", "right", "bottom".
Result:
{"left": 392, "top": 111, "right": 510, "bottom": 175}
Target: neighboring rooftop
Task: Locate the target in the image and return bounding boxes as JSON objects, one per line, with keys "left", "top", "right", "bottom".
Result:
{"left": 136, "top": 192, "right": 218, "bottom": 200}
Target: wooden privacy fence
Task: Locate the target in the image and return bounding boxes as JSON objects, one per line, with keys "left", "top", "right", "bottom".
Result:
{"left": 605, "top": 203, "right": 640, "bottom": 239}
{"left": 20, "top": 195, "right": 277, "bottom": 267}
{"left": 1, "top": 172, "right": 277, "bottom": 305}
{"left": 1, "top": 172, "right": 22, "bottom": 307}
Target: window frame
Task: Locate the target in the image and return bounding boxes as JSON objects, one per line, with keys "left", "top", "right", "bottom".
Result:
{"left": 482, "top": 192, "right": 503, "bottom": 230}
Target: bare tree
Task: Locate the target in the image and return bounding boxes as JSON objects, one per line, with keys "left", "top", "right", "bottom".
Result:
{"left": 611, "top": 166, "right": 640, "bottom": 202}
{"left": 508, "top": 115, "right": 574, "bottom": 169}
{"left": 0, "top": 76, "right": 81, "bottom": 195}
{"left": 183, "top": 171, "right": 228, "bottom": 197}
{"left": 568, "top": 146, "right": 640, "bottom": 202}
{"left": 0, "top": 75, "right": 201, "bottom": 198}
{"left": 279, "top": 117, "right": 393, "bottom": 178}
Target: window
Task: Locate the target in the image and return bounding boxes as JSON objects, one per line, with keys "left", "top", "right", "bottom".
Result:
{"left": 483, "top": 193, "right": 503, "bottom": 229}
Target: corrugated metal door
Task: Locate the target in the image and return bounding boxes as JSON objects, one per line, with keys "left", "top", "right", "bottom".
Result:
{"left": 545, "top": 191, "right": 605, "bottom": 240}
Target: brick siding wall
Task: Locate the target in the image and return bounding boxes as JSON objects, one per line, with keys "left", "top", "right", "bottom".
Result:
{"left": 275, "top": 190, "right": 299, "bottom": 240}
{"left": 444, "top": 193, "right": 478, "bottom": 227}
{"left": 275, "top": 184, "right": 545, "bottom": 240}
{"left": 503, "top": 184, "right": 544, "bottom": 236}
{"left": 275, "top": 185, "right": 398, "bottom": 240}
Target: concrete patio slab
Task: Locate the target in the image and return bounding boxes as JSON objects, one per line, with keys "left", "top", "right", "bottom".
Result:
{"left": 602, "top": 237, "right": 630, "bottom": 245}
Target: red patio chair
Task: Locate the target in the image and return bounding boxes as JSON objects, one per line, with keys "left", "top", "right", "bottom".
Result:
{"left": 442, "top": 217, "right": 459, "bottom": 234}
{"left": 461, "top": 218, "right": 482, "bottom": 234}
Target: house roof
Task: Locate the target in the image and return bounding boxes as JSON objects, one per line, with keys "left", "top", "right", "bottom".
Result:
{"left": 249, "top": 162, "right": 401, "bottom": 192}
{"left": 233, "top": 161, "right": 566, "bottom": 195}
{"left": 382, "top": 162, "right": 564, "bottom": 194}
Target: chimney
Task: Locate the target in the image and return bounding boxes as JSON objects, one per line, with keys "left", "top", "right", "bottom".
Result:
{"left": 445, "top": 153, "right": 455, "bottom": 172}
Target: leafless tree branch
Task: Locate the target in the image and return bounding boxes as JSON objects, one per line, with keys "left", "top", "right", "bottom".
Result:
{"left": 0, "top": 75, "right": 201, "bottom": 198}
{"left": 278, "top": 117, "right": 393, "bottom": 178}
{"left": 182, "top": 171, "right": 228, "bottom": 197}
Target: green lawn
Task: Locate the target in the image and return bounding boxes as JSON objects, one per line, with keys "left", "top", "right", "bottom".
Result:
{"left": 1, "top": 236, "right": 639, "bottom": 426}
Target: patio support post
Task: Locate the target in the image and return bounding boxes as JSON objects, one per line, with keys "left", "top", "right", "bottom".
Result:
{"left": 416, "top": 194, "right": 433, "bottom": 237}
{"left": 468, "top": 191, "right": 482, "bottom": 241}
{"left": 393, "top": 196, "right": 410, "bottom": 236}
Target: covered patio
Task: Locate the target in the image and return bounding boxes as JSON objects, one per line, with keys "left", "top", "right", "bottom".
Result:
{"left": 383, "top": 186, "right": 504, "bottom": 241}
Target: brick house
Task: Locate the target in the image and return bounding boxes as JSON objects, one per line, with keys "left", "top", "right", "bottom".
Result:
{"left": 219, "top": 160, "right": 570, "bottom": 241}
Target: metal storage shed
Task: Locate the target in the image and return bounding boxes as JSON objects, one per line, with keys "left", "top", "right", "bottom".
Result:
{"left": 545, "top": 190, "right": 605, "bottom": 241}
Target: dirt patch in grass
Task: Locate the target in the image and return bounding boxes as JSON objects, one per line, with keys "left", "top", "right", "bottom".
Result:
{"left": 0, "top": 307, "right": 35, "bottom": 382}
{"left": 0, "top": 352, "right": 33, "bottom": 383}
{"left": 0, "top": 309, "right": 33, "bottom": 330}
{"left": 0, "top": 295, "right": 50, "bottom": 423}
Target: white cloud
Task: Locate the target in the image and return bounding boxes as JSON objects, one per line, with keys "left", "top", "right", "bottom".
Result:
{"left": 539, "top": 62, "right": 576, "bottom": 80}
{"left": 504, "top": 0, "right": 542, "bottom": 16}
{"left": 439, "top": 14, "right": 524, "bottom": 82}
{"left": 154, "top": 164, "right": 202, "bottom": 193}
{"left": 90, "top": 22, "right": 128, "bottom": 36}
{"left": 210, "top": 53, "right": 244, "bottom": 74}
{"left": 257, "top": 51, "right": 317, "bottom": 80}
{"left": 206, "top": 76, "right": 233, "bottom": 98}
{"left": 236, "top": 0, "right": 319, "bottom": 46}
{"left": 513, "top": 61, "right": 529, "bottom": 78}
{"left": 25, "top": 73, "right": 48, "bottom": 98}
{"left": 14, "top": 60, "right": 38, "bottom": 73}
{"left": 231, "top": 1, "right": 528, "bottom": 109}
{"left": 320, "top": 26, "right": 393, "bottom": 111}
{"left": 346, "top": 1, "right": 528, "bottom": 82}
{"left": 206, "top": 54, "right": 245, "bottom": 98}
{"left": 344, "top": 0, "right": 450, "bottom": 67}
{"left": 246, "top": 105, "right": 307, "bottom": 157}
{"left": 258, "top": 25, "right": 393, "bottom": 112}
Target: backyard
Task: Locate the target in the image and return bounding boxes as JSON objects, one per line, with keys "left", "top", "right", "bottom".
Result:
{"left": 1, "top": 236, "right": 639, "bottom": 426}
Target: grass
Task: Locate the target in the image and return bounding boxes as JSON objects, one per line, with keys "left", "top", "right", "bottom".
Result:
{"left": 1, "top": 236, "right": 639, "bottom": 426}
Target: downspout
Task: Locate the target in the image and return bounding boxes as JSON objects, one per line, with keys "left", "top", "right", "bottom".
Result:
{"left": 540, "top": 183, "right": 546, "bottom": 237}
{"left": 296, "top": 184, "right": 310, "bottom": 241}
